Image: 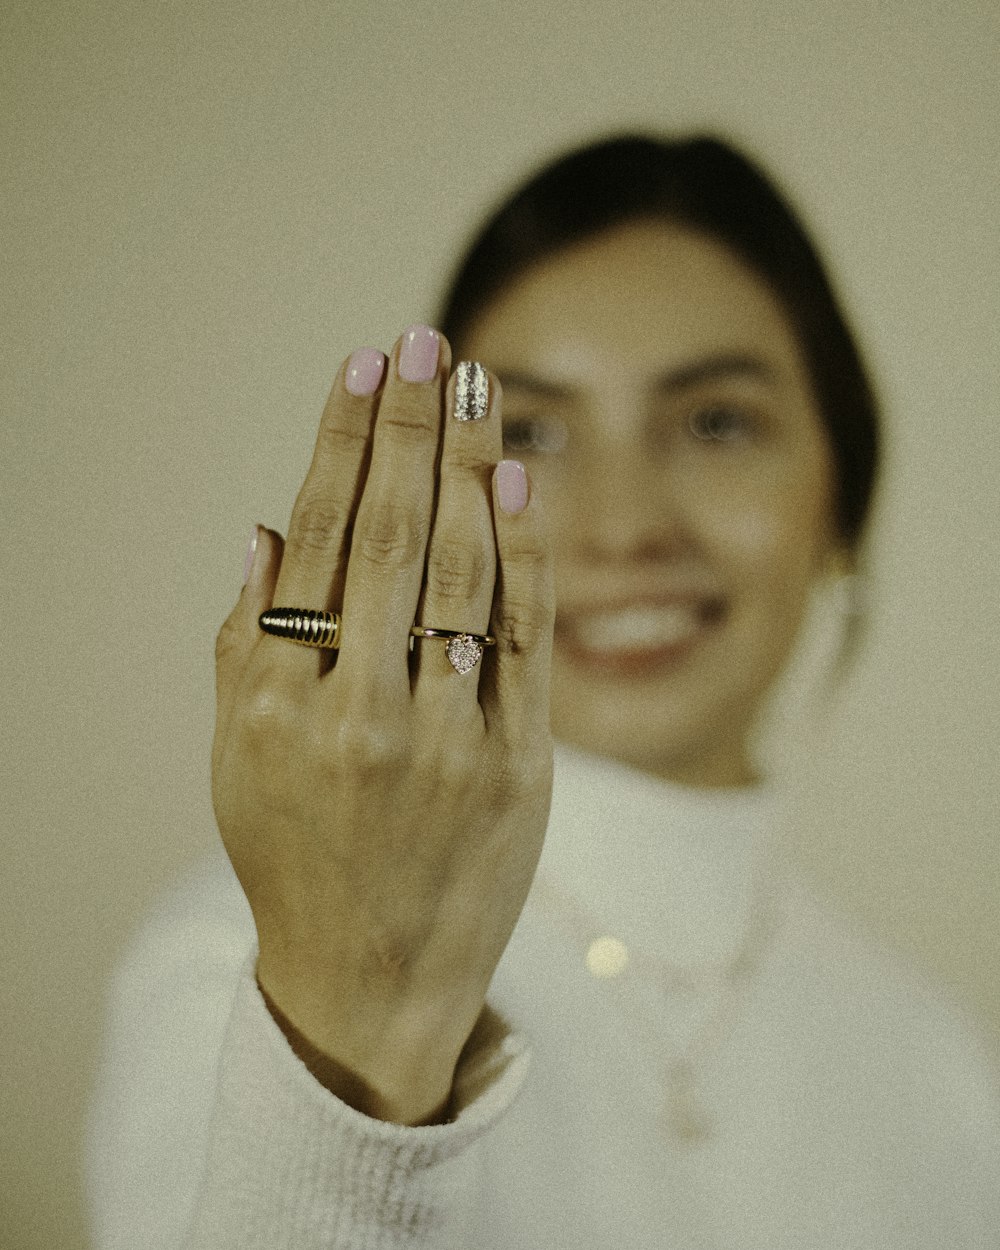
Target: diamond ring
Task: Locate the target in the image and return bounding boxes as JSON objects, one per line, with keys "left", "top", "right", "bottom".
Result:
{"left": 409, "top": 626, "right": 497, "bottom": 674}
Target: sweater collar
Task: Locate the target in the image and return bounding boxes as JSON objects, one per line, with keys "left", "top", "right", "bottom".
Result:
{"left": 535, "top": 743, "right": 777, "bottom": 966}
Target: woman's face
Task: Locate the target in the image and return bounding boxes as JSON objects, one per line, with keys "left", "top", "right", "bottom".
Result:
{"left": 460, "top": 220, "right": 836, "bottom": 787}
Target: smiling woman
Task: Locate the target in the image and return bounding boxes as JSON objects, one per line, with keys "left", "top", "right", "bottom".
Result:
{"left": 86, "top": 135, "right": 1000, "bottom": 1249}
{"left": 459, "top": 219, "right": 837, "bottom": 785}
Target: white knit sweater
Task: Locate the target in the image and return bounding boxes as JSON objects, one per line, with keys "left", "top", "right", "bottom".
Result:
{"left": 85, "top": 747, "right": 1000, "bottom": 1248}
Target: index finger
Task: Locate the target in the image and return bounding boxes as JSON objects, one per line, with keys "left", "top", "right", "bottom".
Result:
{"left": 265, "top": 347, "right": 386, "bottom": 669}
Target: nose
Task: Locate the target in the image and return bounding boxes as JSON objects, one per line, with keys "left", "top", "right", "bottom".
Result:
{"left": 565, "top": 437, "right": 684, "bottom": 562}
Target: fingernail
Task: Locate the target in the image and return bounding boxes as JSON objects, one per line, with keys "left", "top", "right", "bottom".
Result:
{"left": 454, "top": 361, "right": 489, "bottom": 421}
{"left": 345, "top": 347, "right": 386, "bottom": 397}
{"left": 496, "top": 460, "right": 529, "bottom": 515}
{"left": 398, "top": 324, "right": 439, "bottom": 383}
{"left": 243, "top": 526, "right": 259, "bottom": 585}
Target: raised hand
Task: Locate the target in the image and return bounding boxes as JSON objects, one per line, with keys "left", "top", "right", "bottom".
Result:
{"left": 211, "top": 327, "right": 554, "bottom": 1125}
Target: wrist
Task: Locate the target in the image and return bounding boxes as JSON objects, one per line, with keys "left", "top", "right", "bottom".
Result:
{"left": 257, "top": 972, "right": 473, "bottom": 1126}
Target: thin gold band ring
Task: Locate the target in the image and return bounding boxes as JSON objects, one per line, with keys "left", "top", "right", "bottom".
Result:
{"left": 409, "top": 626, "right": 496, "bottom": 674}
{"left": 408, "top": 626, "right": 496, "bottom": 647}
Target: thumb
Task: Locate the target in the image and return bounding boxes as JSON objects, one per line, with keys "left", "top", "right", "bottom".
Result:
{"left": 214, "top": 525, "right": 284, "bottom": 736}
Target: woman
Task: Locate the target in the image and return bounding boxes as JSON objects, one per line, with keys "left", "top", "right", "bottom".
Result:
{"left": 87, "top": 135, "right": 1000, "bottom": 1248}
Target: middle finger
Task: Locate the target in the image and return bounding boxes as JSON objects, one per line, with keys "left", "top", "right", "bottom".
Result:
{"left": 336, "top": 325, "right": 451, "bottom": 700}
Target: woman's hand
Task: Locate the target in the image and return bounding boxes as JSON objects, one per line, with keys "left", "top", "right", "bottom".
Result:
{"left": 211, "top": 327, "right": 554, "bottom": 1126}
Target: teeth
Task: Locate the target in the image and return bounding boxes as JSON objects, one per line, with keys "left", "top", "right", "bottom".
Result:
{"left": 572, "top": 605, "right": 700, "bottom": 652}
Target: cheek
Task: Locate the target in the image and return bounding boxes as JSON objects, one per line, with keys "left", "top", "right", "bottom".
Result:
{"left": 703, "top": 477, "right": 831, "bottom": 603}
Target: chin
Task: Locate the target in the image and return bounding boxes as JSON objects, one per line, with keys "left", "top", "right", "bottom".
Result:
{"left": 550, "top": 651, "right": 762, "bottom": 787}
{"left": 553, "top": 692, "right": 701, "bottom": 778}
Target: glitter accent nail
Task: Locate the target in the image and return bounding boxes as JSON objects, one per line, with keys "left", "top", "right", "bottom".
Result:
{"left": 454, "top": 361, "right": 489, "bottom": 421}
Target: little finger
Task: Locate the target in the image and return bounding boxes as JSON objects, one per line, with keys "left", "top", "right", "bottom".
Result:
{"left": 478, "top": 460, "right": 555, "bottom": 744}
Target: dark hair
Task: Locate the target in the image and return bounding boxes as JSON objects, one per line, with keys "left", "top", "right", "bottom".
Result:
{"left": 438, "top": 133, "right": 880, "bottom": 552}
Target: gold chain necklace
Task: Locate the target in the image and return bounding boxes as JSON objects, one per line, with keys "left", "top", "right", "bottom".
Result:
{"left": 531, "top": 872, "right": 775, "bottom": 1144}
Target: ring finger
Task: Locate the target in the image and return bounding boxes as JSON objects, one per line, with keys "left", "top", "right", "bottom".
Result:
{"left": 411, "top": 360, "right": 501, "bottom": 698}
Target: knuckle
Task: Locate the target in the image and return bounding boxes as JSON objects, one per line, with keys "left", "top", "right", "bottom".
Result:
{"left": 287, "top": 493, "right": 348, "bottom": 558}
{"left": 238, "top": 678, "right": 299, "bottom": 746}
{"left": 492, "top": 752, "right": 548, "bottom": 803}
{"left": 425, "top": 535, "right": 489, "bottom": 601}
{"left": 330, "top": 715, "right": 406, "bottom": 775}
{"left": 476, "top": 743, "right": 552, "bottom": 813}
{"left": 354, "top": 501, "right": 426, "bottom": 569}
{"left": 443, "top": 442, "right": 491, "bottom": 477}
{"left": 379, "top": 397, "right": 438, "bottom": 439}
{"left": 316, "top": 421, "right": 370, "bottom": 459}
{"left": 493, "top": 596, "right": 549, "bottom": 655}
{"left": 505, "top": 533, "right": 551, "bottom": 575}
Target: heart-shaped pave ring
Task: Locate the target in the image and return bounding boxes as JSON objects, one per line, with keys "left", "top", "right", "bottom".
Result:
{"left": 446, "top": 633, "right": 484, "bottom": 675}
{"left": 409, "top": 626, "right": 496, "bottom": 673}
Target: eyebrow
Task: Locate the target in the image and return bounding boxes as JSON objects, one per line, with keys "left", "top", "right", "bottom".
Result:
{"left": 496, "top": 353, "right": 778, "bottom": 399}
{"left": 654, "top": 353, "right": 777, "bottom": 392}
{"left": 495, "top": 370, "right": 573, "bottom": 400}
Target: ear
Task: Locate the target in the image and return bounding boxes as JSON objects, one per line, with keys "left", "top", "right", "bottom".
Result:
{"left": 822, "top": 544, "right": 855, "bottom": 580}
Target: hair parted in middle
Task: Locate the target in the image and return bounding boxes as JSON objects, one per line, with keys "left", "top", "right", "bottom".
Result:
{"left": 438, "top": 132, "right": 880, "bottom": 555}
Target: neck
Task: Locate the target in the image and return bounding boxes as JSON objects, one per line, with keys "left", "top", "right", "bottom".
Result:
{"left": 543, "top": 743, "right": 776, "bottom": 966}
{"left": 556, "top": 732, "right": 761, "bottom": 791}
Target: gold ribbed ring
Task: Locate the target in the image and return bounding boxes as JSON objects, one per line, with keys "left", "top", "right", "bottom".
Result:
{"left": 259, "top": 608, "right": 341, "bottom": 649}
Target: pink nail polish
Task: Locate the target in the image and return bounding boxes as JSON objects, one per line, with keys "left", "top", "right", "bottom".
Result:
{"left": 345, "top": 347, "right": 386, "bottom": 397}
{"left": 243, "top": 526, "right": 260, "bottom": 585}
{"left": 398, "top": 324, "right": 440, "bottom": 383}
{"left": 496, "top": 460, "right": 529, "bottom": 515}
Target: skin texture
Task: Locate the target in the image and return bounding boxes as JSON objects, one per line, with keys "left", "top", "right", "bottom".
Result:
{"left": 460, "top": 220, "right": 838, "bottom": 787}
{"left": 212, "top": 222, "right": 838, "bottom": 1122}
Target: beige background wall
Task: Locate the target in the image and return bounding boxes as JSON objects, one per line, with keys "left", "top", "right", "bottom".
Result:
{"left": 3, "top": 1, "right": 997, "bottom": 1244}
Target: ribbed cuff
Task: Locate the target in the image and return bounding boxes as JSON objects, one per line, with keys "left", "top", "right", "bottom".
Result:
{"left": 184, "top": 955, "right": 530, "bottom": 1249}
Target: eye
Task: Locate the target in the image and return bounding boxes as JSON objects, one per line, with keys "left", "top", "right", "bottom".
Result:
{"left": 687, "top": 404, "right": 756, "bottom": 443}
{"left": 502, "top": 415, "right": 569, "bottom": 454}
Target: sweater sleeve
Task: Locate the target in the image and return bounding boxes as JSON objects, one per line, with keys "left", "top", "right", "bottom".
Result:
{"left": 184, "top": 956, "right": 528, "bottom": 1249}
{"left": 85, "top": 854, "right": 530, "bottom": 1250}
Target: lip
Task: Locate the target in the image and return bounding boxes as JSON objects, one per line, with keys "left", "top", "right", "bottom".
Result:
{"left": 555, "top": 595, "right": 725, "bottom": 678}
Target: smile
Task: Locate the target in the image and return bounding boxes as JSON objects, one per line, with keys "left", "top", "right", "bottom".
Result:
{"left": 556, "top": 599, "right": 724, "bottom": 675}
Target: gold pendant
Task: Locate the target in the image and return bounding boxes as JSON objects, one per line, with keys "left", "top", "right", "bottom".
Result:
{"left": 663, "top": 1060, "right": 713, "bottom": 1144}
